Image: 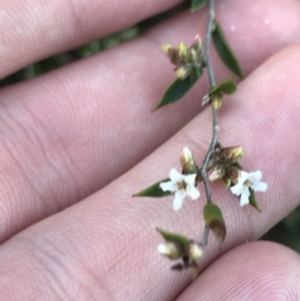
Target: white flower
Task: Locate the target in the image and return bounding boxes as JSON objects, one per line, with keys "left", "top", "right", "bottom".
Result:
{"left": 160, "top": 168, "right": 200, "bottom": 211}
{"left": 230, "top": 170, "right": 268, "bottom": 207}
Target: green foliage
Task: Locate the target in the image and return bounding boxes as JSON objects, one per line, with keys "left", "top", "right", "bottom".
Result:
{"left": 209, "top": 77, "right": 237, "bottom": 95}
{"left": 203, "top": 203, "right": 226, "bottom": 244}
{"left": 133, "top": 178, "right": 172, "bottom": 197}
{"left": 262, "top": 206, "right": 300, "bottom": 253}
{"left": 154, "top": 67, "right": 202, "bottom": 110}
{"left": 212, "top": 21, "right": 244, "bottom": 79}
{"left": 157, "top": 228, "right": 190, "bottom": 246}
{"left": 249, "top": 188, "right": 261, "bottom": 212}
{"left": 191, "top": 0, "right": 207, "bottom": 11}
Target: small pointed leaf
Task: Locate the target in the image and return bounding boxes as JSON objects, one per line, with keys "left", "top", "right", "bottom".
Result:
{"left": 191, "top": 0, "right": 207, "bottom": 11}
{"left": 249, "top": 188, "right": 261, "bottom": 212}
{"left": 133, "top": 178, "right": 172, "bottom": 198}
{"left": 157, "top": 228, "right": 190, "bottom": 246}
{"left": 212, "top": 22, "right": 244, "bottom": 79}
{"left": 154, "top": 67, "right": 202, "bottom": 110}
{"left": 203, "top": 203, "right": 226, "bottom": 245}
{"left": 209, "top": 77, "right": 237, "bottom": 95}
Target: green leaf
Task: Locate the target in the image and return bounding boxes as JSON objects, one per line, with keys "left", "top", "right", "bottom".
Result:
{"left": 212, "top": 22, "right": 244, "bottom": 79}
{"left": 203, "top": 203, "right": 226, "bottom": 245}
{"left": 191, "top": 0, "right": 207, "bottom": 11}
{"left": 154, "top": 67, "right": 202, "bottom": 110}
{"left": 157, "top": 228, "right": 190, "bottom": 246}
{"left": 249, "top": 188, "right": 261, "bottom": 212}
{"left": 209, "top": 77, "right": 237, "bottom": 95}
{"left": 133, "top": 178, "right": 172, "bottom": 198}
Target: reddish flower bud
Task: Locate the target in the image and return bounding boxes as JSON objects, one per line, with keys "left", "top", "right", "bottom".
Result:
{"left": 208, "top": 165, "right": 225, "bottom": 181}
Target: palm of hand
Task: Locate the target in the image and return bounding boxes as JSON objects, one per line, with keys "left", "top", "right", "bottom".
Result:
{"left": 0, "top": 0, "right": 300, "bottom": 300}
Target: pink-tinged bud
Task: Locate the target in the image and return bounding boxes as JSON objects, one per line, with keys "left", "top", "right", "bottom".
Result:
{"left": 208, "top": 165, "right": 225, "bottom": 182}
{"left": 180, "top": 147, "right": 197, "bottom": 174}
{"left": 191, "top": 35, "right": 202, "bottom": 52}
{"left": 187, "top": 241, "right": 205, "bottom": 261}
{"left": 157, "top": 242, "right": 183, "bottom": 260}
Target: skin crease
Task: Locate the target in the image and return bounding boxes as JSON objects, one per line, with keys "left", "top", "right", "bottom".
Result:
{"left": 0, "top": 0, "right": 300, "bottom": 244}
{"left": 0, "top": 0, "right": 299, "bottom": 300}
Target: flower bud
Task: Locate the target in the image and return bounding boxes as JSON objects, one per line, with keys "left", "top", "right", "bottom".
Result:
{"left": 177, "top": 42, "right": 188, "bottom": 60}
{"left": 222, "top": 146, "right": 245, "bottom": 162}
{"left": 191, "top": 35, "right": 202, "bottom": 52}
{"left": 211, "top": 91, "right": 223, "bottom": 109}
{"left": 187, "top": 241, "right": 205, "bottom": 261}
{"left": 227, "top": 167, "right": 240, "bottom": 183}
{"left": 162, "top": 43, "right": 172, "bottom": 54}
{"left": 162, "top": 44, "right": 181, "bottom": 66}
{"left": 180, "top": 147, "right": 197, "bottom": 174}
{"left": 222, "top": 176, "right": 231, "bottom": 189}
{"left": 208, "top": 165, "right": 225, "bottom": 181}
{"left": 157, "top": 242, "right": 183, "bottom": 260}
{"left": 176, "top": 66, "right": 191, "bottom": 80}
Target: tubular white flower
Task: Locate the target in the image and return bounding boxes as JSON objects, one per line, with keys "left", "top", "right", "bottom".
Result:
{"left": 230, "top": 170, "right": 268, "bottom": 207}
{"left": 160, "top": 168, "right": 200, "bottom": 211}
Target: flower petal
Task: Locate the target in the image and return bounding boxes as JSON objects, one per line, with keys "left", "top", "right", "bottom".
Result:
{"left": 188, "top": 185, "right": 200, "bottom": 200}
{"left": 249, "top": 170, "right": 262, "bottom": 182}
{"left": 239, "top": 170, "right": 250, "bottom": 183}
{"left": 252, "top": 181, "right": 268, "bottom": 192}
{"left": 160, "top": 181, "right": 176, "bottom": 192}
{"left": 183, "top": 173, "right": 197, "bottom": 186}
{"left": 169, "top": 168, "right": 184, "bottom": 182}
{"left": 230, "top": 183, "right": 242, "bottom": 196}
{"left": 240, "top": 187, "right": 250, "bottom": 206}
{"left": 173, "top": 190, "right": 185, "bottom": 211}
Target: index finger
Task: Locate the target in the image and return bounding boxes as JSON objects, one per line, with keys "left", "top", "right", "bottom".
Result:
{"left": 0, "top": 45, "right": 300, "bottom": 301}
{"left": 0, "top": 0, "right": 182, "bottom": 78}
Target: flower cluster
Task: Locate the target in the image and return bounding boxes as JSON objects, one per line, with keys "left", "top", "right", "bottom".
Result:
{"left": 133, "top": 9, "right": 269, "bottom": 276}
{"left": 158, "top": 146, "right": 267, "bottom": 211}
{"left": 162, "top": 36, "right": 204, "bottom": 80}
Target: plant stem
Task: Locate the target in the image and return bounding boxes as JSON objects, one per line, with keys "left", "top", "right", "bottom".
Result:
{"left": 200, "top": 0, "right": 218, "bottom": 204}
{"left": 200, "top": 0, "right": 218, "bottom": 243}
{"left": 201, "top": 225, "right": 210, "bottom": 246}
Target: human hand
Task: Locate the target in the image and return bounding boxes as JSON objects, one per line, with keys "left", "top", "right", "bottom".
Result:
{"left": 1, "top": 0, "right": 300, "bottom": 300}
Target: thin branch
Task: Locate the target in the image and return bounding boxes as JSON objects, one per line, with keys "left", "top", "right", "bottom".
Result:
{"left": 199, "top": 0, "right": 218, "bottom": 244}
{"left": 201, "top": 225, "right": 210, "bottom": 246}
{"left": 200, "top": 0, "right": 218, "bottom": 204}
{"left": 204, "top": 0, "right": 216, "bottom": 87}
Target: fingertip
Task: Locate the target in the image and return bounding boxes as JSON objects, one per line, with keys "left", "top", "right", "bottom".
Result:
{"left": 176, "top": 241, "right": 300, "bottom": 300}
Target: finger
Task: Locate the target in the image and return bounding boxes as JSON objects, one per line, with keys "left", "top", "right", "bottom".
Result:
{"left": 0, "top": 0, "right": 184, "bottom": 78}
{"left": 1, "top": 0, "right": 299, "bottom": 244}
{"left": 1, "top": 45, "right": 300, "bottom": 300}
{"left": 176, "top": 241, "right": 300, "bottom": 301}
{"left": 0, "top": 0, "right": 300, "bottom": 242}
